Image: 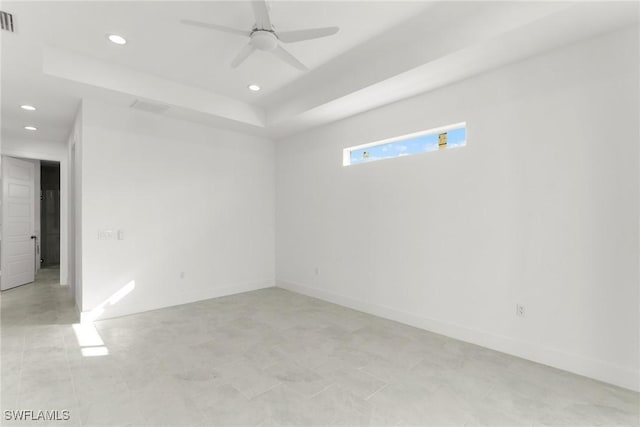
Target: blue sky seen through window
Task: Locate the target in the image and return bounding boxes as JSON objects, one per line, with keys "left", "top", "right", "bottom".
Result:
{"left": 349, "top": 126, "right": 466, "bottom": 165}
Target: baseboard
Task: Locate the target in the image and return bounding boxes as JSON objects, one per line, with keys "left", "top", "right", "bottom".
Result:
{"left": 81, "top": 279, "right": 275, "bottom": 323}
{"left": 277, "top": 279, "right": 640, "bottom": 392}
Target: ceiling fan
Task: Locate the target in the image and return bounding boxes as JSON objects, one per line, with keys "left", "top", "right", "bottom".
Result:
{"left": 181, "top": 0, "right": 339, "bottom": 71}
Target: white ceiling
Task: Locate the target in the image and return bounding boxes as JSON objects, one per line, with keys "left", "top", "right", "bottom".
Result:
{"left": 1, "top": 1, "right": 638, "bottom": 144}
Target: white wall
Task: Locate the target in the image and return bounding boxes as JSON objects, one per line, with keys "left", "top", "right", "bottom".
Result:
{"left": 1, "top": 137, "right": 69, "bottom": 286}
{"left": 276, "top": 27, "right": 639, "bottom": 391}
{"left": 79, "top": 100, "right": 275, "bottom": 319}
{"left": 67, "top": 106, "right": 83, "bottom": 311}
{"left": 2, "top": 138, "right": 67, "bottom": 161}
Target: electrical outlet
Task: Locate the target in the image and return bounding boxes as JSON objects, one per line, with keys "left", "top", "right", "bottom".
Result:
{"left": 314, "top": 267, "right": 319, "bottom": 275}
{"left": 180, "top": 271, "right": 185, "bottom": 279}
{"left": 516, "top": 304, "right": 525, "bottom": 317}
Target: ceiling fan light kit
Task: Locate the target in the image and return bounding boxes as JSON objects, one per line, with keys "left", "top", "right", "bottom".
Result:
{"left": 250, "top": 30, "right": 278, "bottom": 51}
{"left": 182, "top": 0, "right": 339, "bottom": 71}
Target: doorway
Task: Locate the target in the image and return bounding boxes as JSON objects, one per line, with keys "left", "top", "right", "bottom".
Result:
{"left": 40, "top": 161, "right": 60, "bottom": 268}
{"left": 1, "top": 156, "right": 61, "bottom": 291}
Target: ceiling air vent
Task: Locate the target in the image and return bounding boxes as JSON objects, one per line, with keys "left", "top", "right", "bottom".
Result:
{"left": 1, "top": 11, "right": 15, "bottom": 32}
{"left": 130, "top": 99, "right": 170, "bottom": 114}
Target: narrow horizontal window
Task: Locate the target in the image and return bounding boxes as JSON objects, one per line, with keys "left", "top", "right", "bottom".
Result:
{"left": 343, "top": 122, "right": 466, "bottom": 166}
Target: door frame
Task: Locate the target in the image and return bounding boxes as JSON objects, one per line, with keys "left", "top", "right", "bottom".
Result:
{"left": 1, "top": 148, "right": 68, "bottom": 287}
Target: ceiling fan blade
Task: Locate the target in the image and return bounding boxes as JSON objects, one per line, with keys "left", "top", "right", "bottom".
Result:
{"left": 181, "top": 19, "right": 249, "bottom": 37}
{"left": 277, "top": 27, "right": 340, "bottom": 43}
{"left": 251, "top": 0, "right": 273, "bottom": 30}
{"left": 271, "top": 45, "right": 307, "bottom": 71}
{"left": 231, "top": 43, "right": 256, "bottom": 68}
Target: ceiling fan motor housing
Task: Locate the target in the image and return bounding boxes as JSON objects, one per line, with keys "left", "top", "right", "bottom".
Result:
{"left": 251, "top": 30, "right": 278, "bottom": 51}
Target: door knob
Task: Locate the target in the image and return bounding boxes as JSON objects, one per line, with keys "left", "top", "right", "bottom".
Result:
{"left": 30, "top": 235, "right": 36, "bottom": 239}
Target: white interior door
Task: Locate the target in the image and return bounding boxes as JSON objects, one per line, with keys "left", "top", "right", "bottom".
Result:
{"left": 1, "top": 156, "right": 36, "bottom": 290}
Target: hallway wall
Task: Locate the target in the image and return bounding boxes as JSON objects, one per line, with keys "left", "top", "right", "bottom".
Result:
{"left": 78, "top": 99, "right": 276, "bottom": 319}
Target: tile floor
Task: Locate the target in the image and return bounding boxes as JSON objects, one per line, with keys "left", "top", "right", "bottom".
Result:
{"left": 1, "top": 268, "right": 638, "bottom": 426}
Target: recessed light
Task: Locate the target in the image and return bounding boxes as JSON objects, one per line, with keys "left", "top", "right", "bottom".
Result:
{"left": 107, "top": 34, "right": 127, "bottom": 45}
{"left": 24, "top": 126, "right": 37, "bottom": 131}
{"left": 248, "top": 84, "right": 261, "bottom": 92}
{"left": 20, "top": 105, "right": 37, "bottom": 111}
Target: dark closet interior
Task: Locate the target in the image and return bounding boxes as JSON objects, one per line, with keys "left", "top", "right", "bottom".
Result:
{"left": 41, "top": 161, "right": 60, "bottom": 267}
